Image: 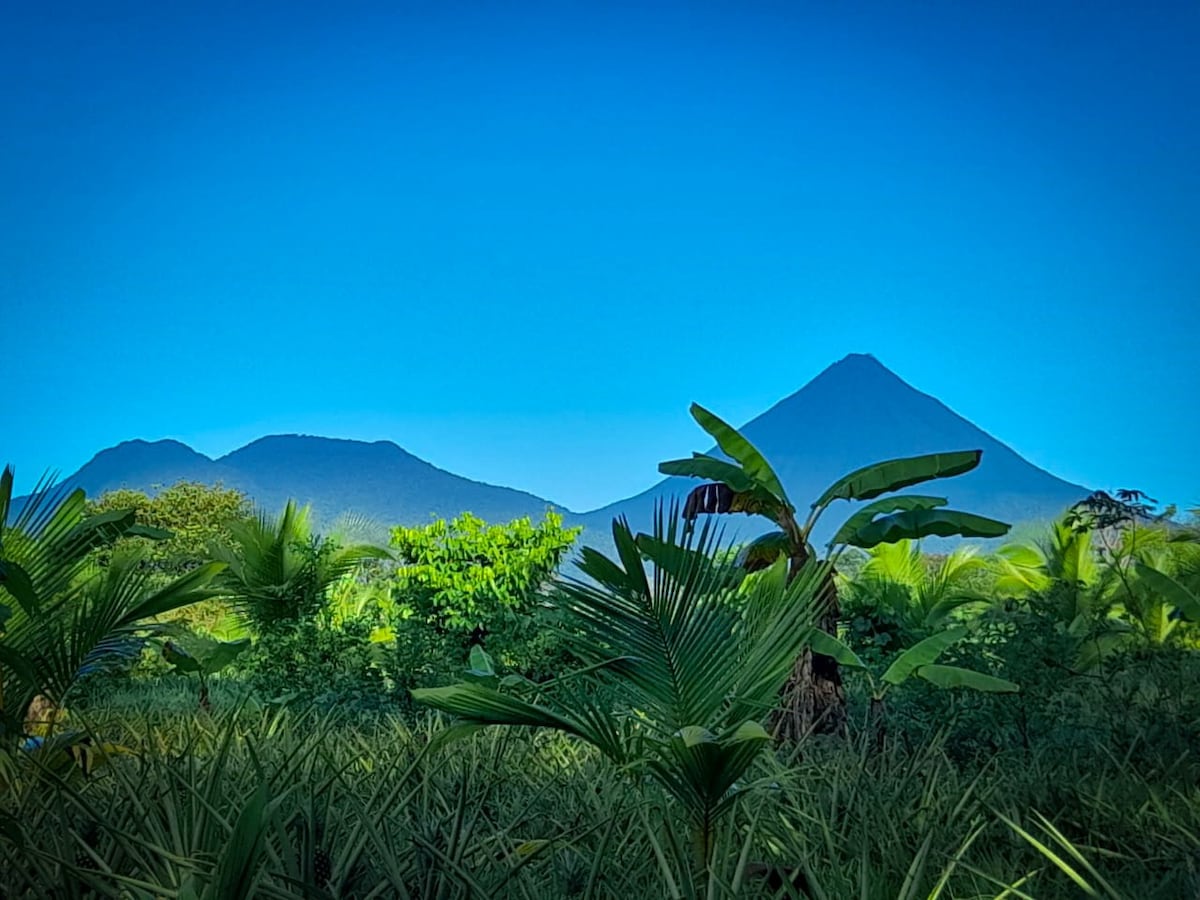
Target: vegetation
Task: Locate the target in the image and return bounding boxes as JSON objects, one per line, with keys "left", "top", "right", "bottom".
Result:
{"left": 0, "top": 417, "right": 1197, "bottom": 897}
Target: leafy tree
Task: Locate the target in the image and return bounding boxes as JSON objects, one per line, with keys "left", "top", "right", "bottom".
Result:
{"left": 86, "top": 482, "right": 250, "bottom": 579}
{"left": 87, "top": 482, "right": 250, "bottom": 634}
{"left": 0, "top": 467, "right": 221, "bottom": 733}
{"left": 659, "top": 403, "right": 1009, "bottom": 739}
{"left": 389, "top": 511, "right": 580, "bottom": 678}
{"left": 413, "top": 507, "right": 827, "bottom": 882}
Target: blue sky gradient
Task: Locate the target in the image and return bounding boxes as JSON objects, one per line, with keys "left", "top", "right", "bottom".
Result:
{"left": 4, "top": 1, "right": 1197, "bottom": 511}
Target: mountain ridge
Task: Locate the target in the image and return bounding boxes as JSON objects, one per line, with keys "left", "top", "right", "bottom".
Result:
{"left": 25, "top": 355, "right": 1090, "bottom": 540}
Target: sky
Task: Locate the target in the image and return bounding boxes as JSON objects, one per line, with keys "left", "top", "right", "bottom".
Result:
{"left": 4, "top": 0, "right": 1197, "bottom": 513}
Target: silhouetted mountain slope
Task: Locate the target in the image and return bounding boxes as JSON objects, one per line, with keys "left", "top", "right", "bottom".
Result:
{"left": 58, "top": 439, "right": 244, "bottom": 497}
{"left": 29, "top": 355, "right": 1088, "bottom": 545}
{"left": 47, "top": 435, "right": 567, "bottom": 528}
{"left": 579, "top": 354, "right": 1089, "bottom": 547}
{"left": 215, "top": 436, "right": 566, "bottom": 526}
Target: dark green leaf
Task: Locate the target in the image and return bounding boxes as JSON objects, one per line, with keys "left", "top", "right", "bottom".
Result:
{"left": 916, "top": 664, "right": 1019, "bottom": 693}
{"left": 658, "top": 454, "right": 759, "bottom": 494}
{"left": 814, "top": 451, "right": 983, "bottom": 510}
{"left": 882, "top": 627, "right": 966, "bottom": 686}
{"left": 735, "top": 531, "right": 791, "bottom": 570}
{"left": 689, "top": 404, "right": 790, "bottom": 505}
{"left": 829, "top": 496, "right": 948, "bottom": 547}
{"left": 848, "top": 509, "right": 1010, "bottom": 548}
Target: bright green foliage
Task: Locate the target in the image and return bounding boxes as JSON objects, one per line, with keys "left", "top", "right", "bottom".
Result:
{"left": 390, "top": 511, "right": 580, "bottom": 677}
{"left": 87, "top": 482, "right": 250, "bottom": 579}
{"left": 88, "top": 482, "right": 250, "bottom": 636}
{"left": 414, "top": 507, "right": 827, "bottom": 878}
{"left": 840, "top": 540, "right": 993, "bottom": 659}
{"left": 994, "top": 509, "right": 1200, "bottom": 668}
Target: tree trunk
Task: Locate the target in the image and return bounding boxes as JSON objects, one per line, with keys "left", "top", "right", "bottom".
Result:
{"left": 771, "top": 555, "right": 846, "bottom": 741}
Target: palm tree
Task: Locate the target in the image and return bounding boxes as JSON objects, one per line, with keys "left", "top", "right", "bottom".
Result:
{"left": 845, "top": 539, "right": 991, "bottom": 634}
{"left": 413, "top": 506, "right": 829, "bottom": 880}
{"left": 658, "top": 403, "right": 1009, "bottom": 739}
{"left": 995, "top": 510, "right": 1200, "bottom": 668}
{"left": 0, "top": 467, "right": 221, "bottom": 734}
{"left": 212, "top": 501, "right": 391, "bottom": 632}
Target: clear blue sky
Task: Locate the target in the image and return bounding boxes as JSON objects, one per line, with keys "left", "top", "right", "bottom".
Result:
{"left": 4, "top": 1, "right": 1197, "bottom": 512}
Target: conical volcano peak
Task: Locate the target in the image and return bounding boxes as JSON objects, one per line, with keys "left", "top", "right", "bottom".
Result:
{"left": 816, "top": 353, "right": 908, "bottom": 386}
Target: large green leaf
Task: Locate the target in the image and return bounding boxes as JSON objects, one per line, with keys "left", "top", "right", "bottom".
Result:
{"left": 848, "top": 509, "right": 1010, "bottom": 548}
{"left": 163, "top": 641, "right": 203, "bottom": 675}
{"left": 658, "top": 454, "right": 760, "bottom": 494}
{"left": 881, "top": 627, "right": 966, "bottom": 686}
{"left": 0, "top": 559, "right": 40, "bottom": 617}
{"left": 813, "top": 451, "right": 983, "bottom": 510}
{"left": 915, "top": 664, "right": 1019, "bottom": 693}
{"left": 689, "top": 404, "right": 790, "bottom": 505}
{"left": 1134, "top": 563, "right": 1200, "bottom": 621}
{"left": 829, "top": 496, "right": 948, "bottom": 547}
{"left": 807, "top": 629, "right": 866, "bottom": 669}
{"left": 734, "top": 531, "right": 791, "bottom": 570}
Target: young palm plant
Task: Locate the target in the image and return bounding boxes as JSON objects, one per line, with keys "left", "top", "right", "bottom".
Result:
{"left": 0, "top": 466, "right": 222, "bottom": 735}
{"left": 658, "top": 403, "right": 1010, "bottom": 739}
{"left": 412, "top": 505, "right": 829, "bottom": 883}
{"left": 212, "top": 500, "right": 391, "bottom": 631}
{"left": 845, "top": 539, "right": 992, "bottom": 633}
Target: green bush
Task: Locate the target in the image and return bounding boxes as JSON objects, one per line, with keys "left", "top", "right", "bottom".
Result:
{"left": 245, "top": 618, "right": 389, "bottom": 709}
{"left": 389, "top": 511, "right": 581, "bottom": 681}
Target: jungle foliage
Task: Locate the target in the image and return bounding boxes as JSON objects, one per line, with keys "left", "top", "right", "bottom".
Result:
{"left": 0, "top": 417, "right": 1197, "bottom": 898}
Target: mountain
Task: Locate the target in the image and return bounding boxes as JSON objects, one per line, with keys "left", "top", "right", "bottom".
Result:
{"left": 30, "top": 354, "right": 1089, "bottom": 545}
{"left": 46, "top": 435, "right": 569, "bottom": 529}
{"left": 578, "top": 353, "right": 1090, "bottom": 547}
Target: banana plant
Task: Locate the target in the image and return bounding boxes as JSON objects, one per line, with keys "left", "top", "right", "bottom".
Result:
{"left": 809, "top": 625, "right": 1018, "bottom": 743}
{"left": 658, "top": 403, "right": 1010, "bottom": 739}
{"left": 413, "top": 505, "right": 828, "bottom": 882}
{"left": 162, "top": 632, "right": 252, "bottom": 710}
{"left": 811, "top": 626, "right": 1019, "bottom": 700}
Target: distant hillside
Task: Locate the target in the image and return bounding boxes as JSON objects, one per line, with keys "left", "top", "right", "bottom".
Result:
{"left": 46, "top": 435, "right": 569, "bottom": 528}
{"left": 27, "top": 354, "right": 1090, "bottom": 548}
{"left": 578, "top": 354, "right": 1090, "bottom": 549}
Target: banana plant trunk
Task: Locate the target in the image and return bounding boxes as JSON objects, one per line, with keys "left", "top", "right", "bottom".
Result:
{"left": 771, "top": 550, "right": 846, "bottom": 741}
